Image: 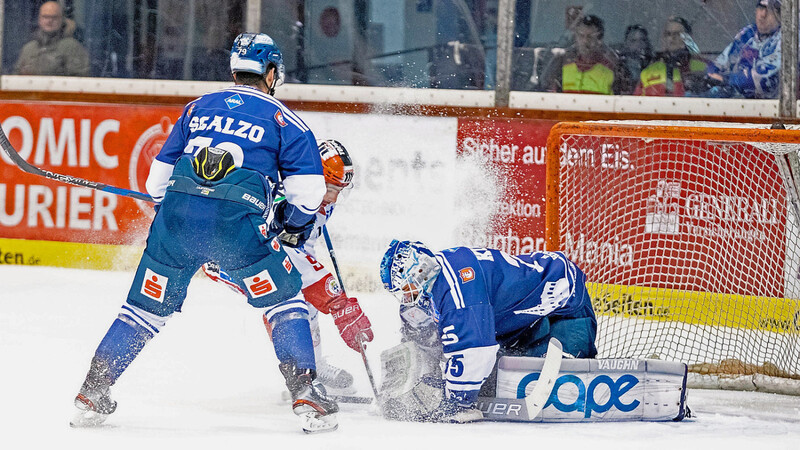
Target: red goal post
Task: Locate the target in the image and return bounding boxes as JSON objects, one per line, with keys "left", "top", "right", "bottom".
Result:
{"left": 545, "top": 121, "right": 800, "bottom": 395}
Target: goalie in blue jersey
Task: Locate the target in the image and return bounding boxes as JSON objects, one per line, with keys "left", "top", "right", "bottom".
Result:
{"left": 379, "top": 240, "right": 598, "bottom": 422}
{"left": 70, "top": 33, "right": 348, "bottom": 433}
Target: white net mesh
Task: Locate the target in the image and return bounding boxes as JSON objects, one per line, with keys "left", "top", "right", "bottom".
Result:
{"left": 548, "top": 122, "right": 800, "bottom": 394}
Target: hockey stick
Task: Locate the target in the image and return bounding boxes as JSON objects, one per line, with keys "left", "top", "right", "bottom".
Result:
{"left": 523, "top": 337, "right": 563, "bottom": 420}
{"left": 329, "top": 394, "right": 373, "bottom": 404}
{"left": 321, "top": 224, "right": 382, "bottom": 402}
{"left": 321, "top": 225, "right": 346, "bottom": 298}
{"left": 0, "top": 126, "right": 155, "bottom": 202}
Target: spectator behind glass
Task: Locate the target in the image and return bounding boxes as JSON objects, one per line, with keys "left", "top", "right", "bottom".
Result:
{"left": 707, "top": 0, "right": 781, "bottom": 99}
{"left": 14, "top": 1, "right": 90, "bottom": 76}
{"left": 634, "top": 17, "right": 708, "bottom": 97}
{"left": 617, "top": 25, "right": 653, "bottom": 95}
{"left": 540, "top": 15, "right": 630, "bottom": 95}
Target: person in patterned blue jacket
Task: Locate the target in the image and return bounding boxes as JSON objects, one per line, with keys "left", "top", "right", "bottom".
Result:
{"left": 70, "top": 33, "right": 346, "bottom": 433}
{"left": 380, "top": 240, "right": 597, "bottom": 422}
{"left": 708, "top": 0, "right": 782, "bottom": 99}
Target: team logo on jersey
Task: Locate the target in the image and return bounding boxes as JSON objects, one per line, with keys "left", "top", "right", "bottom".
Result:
{"left": 324, "top": 276, "right": 342, "bottom": 297}
{"left": 258, "top": 223, "right": 268, "bottom": 238}
{"left": 459, "top": 267, "right": 475, "bottom": 283}
{"left": 243, "top": 269, "right": 277, "bottom": 297}
{"left": 225, "top": 94, "right": 245, "bottom": 109}
{"left": 271, "top": 238, "right": 281, "bottom": 251}
{"left": 274, "top": 111, "right": 287, "bottom": 127}
{"left": 282, "top": 256, "right": 293, "bottom": 273}
{"left": 141, "top": 268, "right": 168, "bottom": 302}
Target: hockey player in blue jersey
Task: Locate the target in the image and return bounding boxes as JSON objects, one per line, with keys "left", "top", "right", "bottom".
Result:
{"left": 379, "top": 240, "right": 597, "bottom": 422}
{"left": 202, "top": 139, "right": 373, "bottom": 396}
{"left": 71, "top": 33, "right": 342, "bottom": 433}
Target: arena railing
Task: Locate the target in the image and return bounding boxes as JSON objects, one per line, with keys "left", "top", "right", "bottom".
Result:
{"left": 0, "top": 74, "right": 791, "bottom": 122}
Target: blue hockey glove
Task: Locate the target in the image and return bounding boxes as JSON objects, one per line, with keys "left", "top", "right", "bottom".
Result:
{"left": 269, "top": 200, "right": 315, "bottom": 248}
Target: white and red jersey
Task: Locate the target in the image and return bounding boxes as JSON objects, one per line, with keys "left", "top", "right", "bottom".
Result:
{"left": 282, "top": 203, "right": 344, "bottom": 311}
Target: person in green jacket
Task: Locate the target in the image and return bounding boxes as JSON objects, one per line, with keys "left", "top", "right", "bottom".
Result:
{"left": 14, "top": 1, "right": 89, "bottom": 77}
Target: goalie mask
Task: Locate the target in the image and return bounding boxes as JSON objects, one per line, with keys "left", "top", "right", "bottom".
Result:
{"left": 380, "top": 240, "right": 441, "bottom": 305}
{"left": 230, "top": 32, "right": 285, "bottom": 90}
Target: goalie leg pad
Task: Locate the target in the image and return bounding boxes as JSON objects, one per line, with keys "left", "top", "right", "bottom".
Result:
{"left": 493, "top": 357, "right": 689, "bottom": 422}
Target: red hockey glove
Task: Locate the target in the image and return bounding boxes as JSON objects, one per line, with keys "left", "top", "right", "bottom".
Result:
{"left": 330, "top": 297, "right": 373, "bottom": 352}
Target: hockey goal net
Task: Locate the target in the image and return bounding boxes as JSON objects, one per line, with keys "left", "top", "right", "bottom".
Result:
{"left": 545, "top": 121, "right": 800, "bottom": 395}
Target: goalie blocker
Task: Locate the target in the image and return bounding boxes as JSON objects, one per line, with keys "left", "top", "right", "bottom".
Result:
{"left": 379, "top": 342, "right": 690, "bottom": 423}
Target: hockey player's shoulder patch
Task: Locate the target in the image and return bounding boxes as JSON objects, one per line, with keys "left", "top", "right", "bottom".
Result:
{"left": 274, "top": 110, "right": 287, "bottom": 127}
{"left": 459, "top": 267, "right": 475, "bottom": 283}
{"left": 224, "top": 93, "right": 245, "bottom": 109}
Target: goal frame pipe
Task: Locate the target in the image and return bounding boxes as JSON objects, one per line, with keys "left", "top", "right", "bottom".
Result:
{"left": 544, "top": 121, "right": 800, "bottom": 252}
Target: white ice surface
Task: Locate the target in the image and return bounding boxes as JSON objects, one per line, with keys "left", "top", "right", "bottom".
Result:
{"left": 1, "top": 265, "right": 798, "bottom": 450}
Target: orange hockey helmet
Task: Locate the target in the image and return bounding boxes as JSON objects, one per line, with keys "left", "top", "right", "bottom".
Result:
{"left": 318, "top": 140, "right": 354, "bottom": 187}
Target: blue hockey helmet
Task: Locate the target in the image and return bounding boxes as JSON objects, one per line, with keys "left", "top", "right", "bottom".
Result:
{"left": 380, "top": 240, "right": 441, "bottom": 305}
{"left": 230, "top": 32, "right": 285, "bottom": 88}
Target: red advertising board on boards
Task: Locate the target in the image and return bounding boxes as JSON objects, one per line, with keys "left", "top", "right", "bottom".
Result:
{"left": 456, "top": 118, "right": 556, "bottom": 254}
{"left": 2, "top": 106, "right": 560, "bottom": 262}
{"left": 1, "top": 101, "right": 181, "bottom": 245}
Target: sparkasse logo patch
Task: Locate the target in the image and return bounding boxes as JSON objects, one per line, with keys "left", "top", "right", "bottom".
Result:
{"left": 243, "top": 269, "right": 277, "bottom": 297}
{"left": 282, "top": 256, "right": 293, "bottom": 273}
{"left": 141, "top": 268, "right": 168, "bottom": 302}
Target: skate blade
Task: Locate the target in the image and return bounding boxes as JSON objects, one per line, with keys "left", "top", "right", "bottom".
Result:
{"left": 70, "top": 409, "right": 110, "bottom": 428}
{"left": 297, "top": 411, "right": 338, "bottom": 434}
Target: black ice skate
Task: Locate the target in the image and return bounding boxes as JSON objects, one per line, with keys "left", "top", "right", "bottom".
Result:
{"left": 279, "top": 362, "right": 339, "bottom": 433}
{"left": 70, "top": 357, "right": 117, "bottom": 427}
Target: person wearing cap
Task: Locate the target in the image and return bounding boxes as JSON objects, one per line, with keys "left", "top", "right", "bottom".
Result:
{"left": 708, "top": 0, "right": 782, "bottom": 99}
{"left": 634, "top": 17, "right": 709, "bottom": 97}
{"left": 69, "top": 32, "right": 356, "bottom": 433}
